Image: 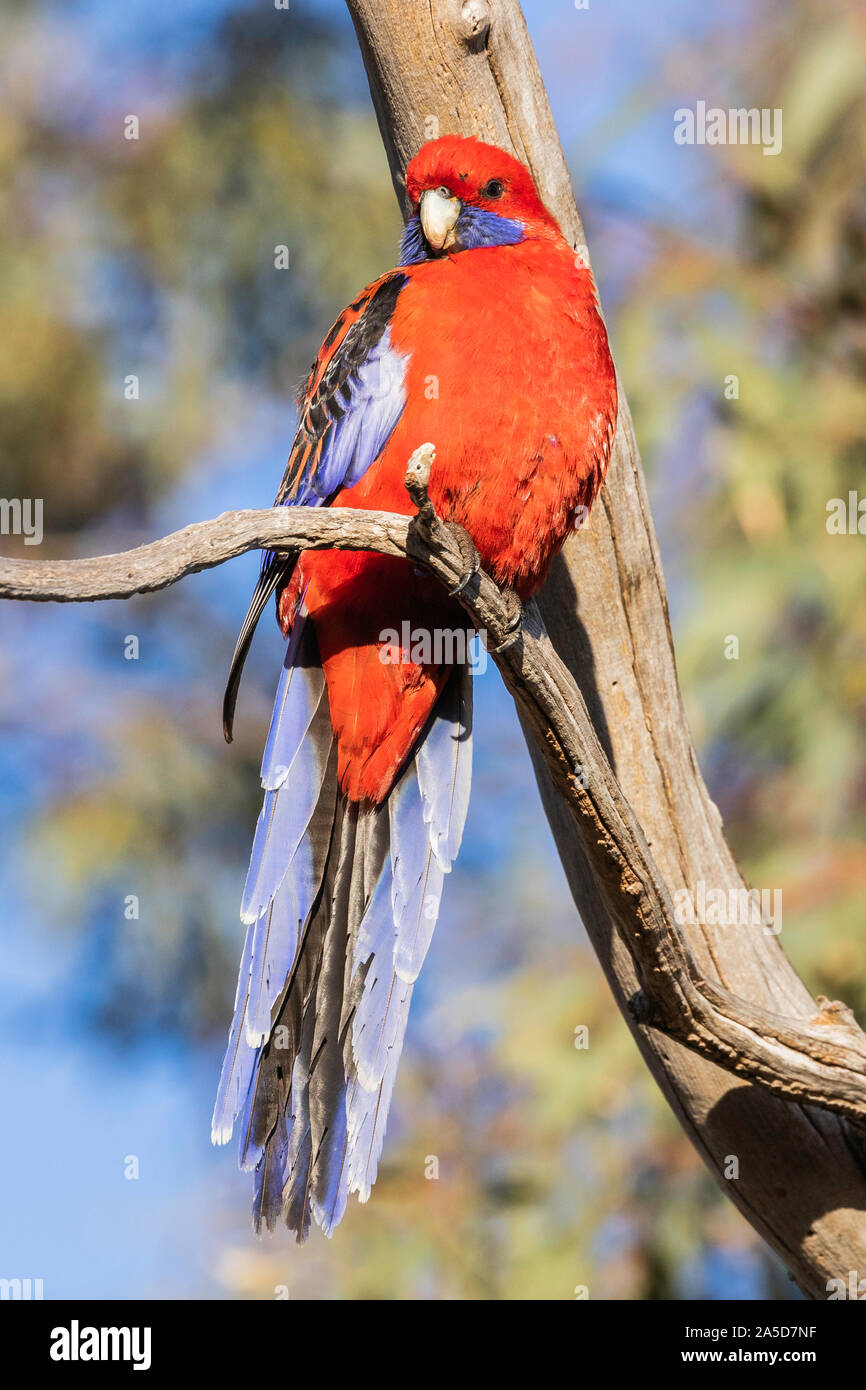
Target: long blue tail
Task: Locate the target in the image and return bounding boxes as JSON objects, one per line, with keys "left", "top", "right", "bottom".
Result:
{"left": 213, "top": 616, "right": 472, "bottom": 1240}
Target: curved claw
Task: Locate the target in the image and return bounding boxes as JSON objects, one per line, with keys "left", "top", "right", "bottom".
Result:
{"left": 492, "top": 586, "right": 523, "bottom": 652}
{"left": 443, "top": 521, "right": 481, "bottom": 596}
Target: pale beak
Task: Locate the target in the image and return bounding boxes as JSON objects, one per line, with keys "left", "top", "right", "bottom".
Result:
{"left": 420, "top": 187, "right": 462, "bottom": 252}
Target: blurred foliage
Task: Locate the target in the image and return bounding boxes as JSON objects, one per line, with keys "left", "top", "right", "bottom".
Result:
{"left": 1, "top": 0, "right": 863, "bottom": 1300}
{"left": 0, "top": 0, "right": 398, "bottom": 530}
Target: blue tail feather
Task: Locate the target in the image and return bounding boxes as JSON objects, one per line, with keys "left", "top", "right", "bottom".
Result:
{"left": 215, "top": 653, "right": 473, "bottom": 1239}
{"left": 211, "top": 918, "right": 256, "bottom": 1145}
{"left": 416, "top": 662, "right": 473, "bottom": 870}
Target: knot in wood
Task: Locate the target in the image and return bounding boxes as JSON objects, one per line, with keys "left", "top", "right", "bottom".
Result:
{"left": 458, "top": 0, "right": 491, "bottom": 46}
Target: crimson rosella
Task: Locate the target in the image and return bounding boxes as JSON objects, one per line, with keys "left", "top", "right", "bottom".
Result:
{"left": 213, "top": 136, "right": 617, "bottom": 1240}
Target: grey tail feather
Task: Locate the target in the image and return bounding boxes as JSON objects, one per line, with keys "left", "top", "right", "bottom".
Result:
{"left": 222, "top": 554, "right": 296, "bottom": 744}
{"left": 250, "top": 788, "right": 389, "bottom": 1242}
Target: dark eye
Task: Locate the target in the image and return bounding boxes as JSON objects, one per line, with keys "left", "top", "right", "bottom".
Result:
{"left": 480, "top": 179, "right": 504, "bottom": 199}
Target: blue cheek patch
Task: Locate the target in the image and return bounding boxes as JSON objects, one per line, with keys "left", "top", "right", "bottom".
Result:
{"left": 399, "top": 207, "right": 525, "bottom": 264}
{"left": 400, "top": 215, "right": 428, "bottom": 265}
{"left": 455, "top": 205, "right": 525, "bottom": 250}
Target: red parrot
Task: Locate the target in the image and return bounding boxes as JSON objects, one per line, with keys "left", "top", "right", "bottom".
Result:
{"left": 213, "top": 136, "right": 617, "bottom": 1239}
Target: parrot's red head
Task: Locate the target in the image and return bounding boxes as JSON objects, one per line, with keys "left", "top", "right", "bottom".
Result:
{"left": 401, "top": 136, "right": 559, "bottom": 263}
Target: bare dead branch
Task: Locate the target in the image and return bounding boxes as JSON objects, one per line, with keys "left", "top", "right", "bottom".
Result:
{"left": 0, "top": 507, "right": 410, "bottom": 603}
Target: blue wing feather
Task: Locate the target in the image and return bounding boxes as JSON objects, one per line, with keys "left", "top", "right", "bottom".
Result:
{"left": 305, "top": 329, "right": 407, "bottom": 498}
{"left": 278, "top": 277, "right": 409, "bottom": 509}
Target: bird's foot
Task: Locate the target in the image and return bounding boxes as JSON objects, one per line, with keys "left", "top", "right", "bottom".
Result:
{"left": 493, "top": 586, "right": 523, "bottom": 651}
{"left": 442, "top": 521, "right": 481, "bottom": 596}
{"left": 404, "top": 444, "right": 480, "bottom": 594}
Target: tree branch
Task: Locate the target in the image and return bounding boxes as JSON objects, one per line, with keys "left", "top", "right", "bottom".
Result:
{"left": 4, "top": 442, "right": 866, "bottom": 1130}
{"left": 0, "top": 506, "right": 412, "bottom": 603}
